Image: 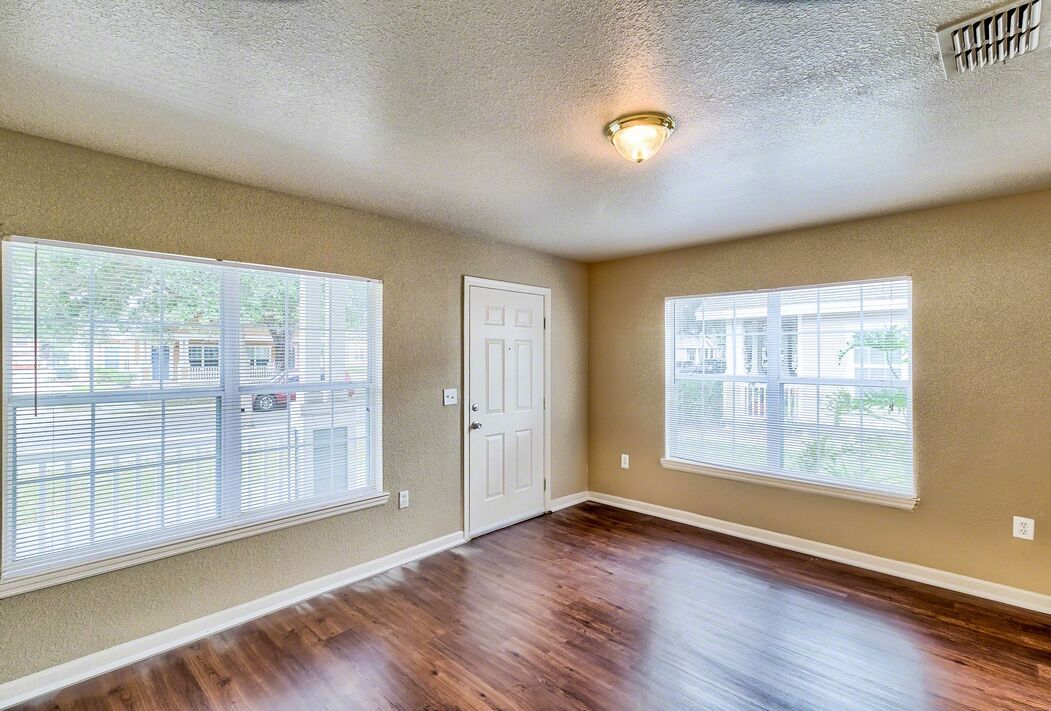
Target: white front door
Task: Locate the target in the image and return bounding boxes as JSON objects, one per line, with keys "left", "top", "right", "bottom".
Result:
{"left": 467, "top": 283, "right": 546, "bottom": 536}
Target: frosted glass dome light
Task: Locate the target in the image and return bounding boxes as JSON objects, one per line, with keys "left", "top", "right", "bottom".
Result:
{"left": 605, "top": 112, "right": 675, "bottom": 163}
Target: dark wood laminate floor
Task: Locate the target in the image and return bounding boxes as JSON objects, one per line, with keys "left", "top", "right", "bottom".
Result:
{"left": 13, "top": 502, "right": 1051, "bottom": 711}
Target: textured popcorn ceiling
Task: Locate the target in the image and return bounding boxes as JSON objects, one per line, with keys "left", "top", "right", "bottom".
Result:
{"left": 0, "top": 1, "right": 1049, "bottom": 260}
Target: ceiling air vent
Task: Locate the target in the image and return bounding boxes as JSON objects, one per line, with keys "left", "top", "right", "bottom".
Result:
{"left": 937, "top": 0, "right": 1043, "bottom": 75}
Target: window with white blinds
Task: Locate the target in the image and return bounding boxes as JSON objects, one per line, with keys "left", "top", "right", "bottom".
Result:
{"left": 664, "top": 278, "right": 914, "bottom": 505}
{"left": 2, "top": 237, "right": 383, "bottom": 592}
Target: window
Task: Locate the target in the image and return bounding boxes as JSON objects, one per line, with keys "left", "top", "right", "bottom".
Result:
{"left": 1, "top": 237, "right": 384, "bottom": 594}
{"left": 664, "top": 278, "right": 914, "bottom": 507}
{"left": 103, "top": 345, "right": 122, "bottom": 370}
{"left": 245, "top": 345, "right": 271, "bottom": 367}
{"left": 150, "top": 345, "right": 171, "bottom": 381}
{"left": 187, "top": 344, "right": 220, "bottom": 368}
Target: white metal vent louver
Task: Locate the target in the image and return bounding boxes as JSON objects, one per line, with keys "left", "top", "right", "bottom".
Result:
{"left": 937, "top": 0, "right": 1043, "bottom": 75}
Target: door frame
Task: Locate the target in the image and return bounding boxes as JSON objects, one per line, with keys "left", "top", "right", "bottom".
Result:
{"left": 462, "top": 276, "right": 552, "bottom": 539}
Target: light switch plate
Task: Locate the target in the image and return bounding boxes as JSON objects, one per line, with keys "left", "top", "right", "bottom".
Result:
{"left": 443, "top": 388, "right": 458, "bottom": 406}
{"left": 620, "top": 453, "right": 630, "bottom": 469}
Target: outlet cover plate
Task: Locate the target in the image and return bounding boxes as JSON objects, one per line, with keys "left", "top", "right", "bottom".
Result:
{"left": 398, "top": 490, "right": 409, "bottom": 509}
{"left": 620, "top": 453, "right": 630, "bottom": 469}
{"left": 1013, "top": 516, "right": 1035, "bottom": 540}
{"left": 443, "top": 388, "right": 458, "bottom": 406}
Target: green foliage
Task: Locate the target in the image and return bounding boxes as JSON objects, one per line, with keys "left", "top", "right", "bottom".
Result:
{"left": 16, "top": 247, "right": 372, "bottom": 387}
{"left": 794, "top": 435, "right": 857, "bottom": 476}
{"left": 791, "top": 325, "right": 913, "bottom": 488}
{"left": 837, "top": 326, "right": 909, "bottom": 379}
{"left": 826, "top": 325, "right": 910, "bottom": 423}
{"left": 678, "top": 380, "right": 724, "bottom": 418}
{"left": 94, "top": 368, "right": 135, "bottom": 388}
{"left": 675, "top": 299, "right": 703, "bottom": 334}
{"left": 21, "top": 250, "right": 305, "bottom": 336}
{"left": 239, "top": 271, "right": 299, "bottom": 327}
{"left": 792, "top": 432, "right": 911, "bottom": 488}
{"left": 825, "top": 389, "right": 908, "bottom": 425}
{"left": 674, "top": 301, "right": 729, "bottom": 337}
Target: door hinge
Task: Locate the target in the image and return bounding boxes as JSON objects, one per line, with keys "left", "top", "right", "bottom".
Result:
{"left": 544, "top": 479, "right": 547, "bottom": 491}
{"left": 543, "top": 316, "right": 547, "bottom": 329}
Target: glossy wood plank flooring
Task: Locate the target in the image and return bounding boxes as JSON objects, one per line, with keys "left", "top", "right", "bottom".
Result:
{"left": 15, "top": 502, "right": 1051, "bottom": 710}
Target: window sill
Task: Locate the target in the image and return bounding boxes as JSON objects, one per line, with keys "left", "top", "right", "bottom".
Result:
{"left": 660, "top": 458, "right": 918, "bottom": 510}
{"left": 0, "top": 490, "right": 391, "bottom": 599}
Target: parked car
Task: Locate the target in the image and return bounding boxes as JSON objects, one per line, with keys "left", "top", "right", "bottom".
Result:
{"left": 252, "top": 371, "right": 299, "bottom": 411}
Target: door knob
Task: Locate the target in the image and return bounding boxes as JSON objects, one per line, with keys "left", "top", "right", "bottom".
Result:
{"left": 470, "top": 421, "right": 483, "bottom": 430}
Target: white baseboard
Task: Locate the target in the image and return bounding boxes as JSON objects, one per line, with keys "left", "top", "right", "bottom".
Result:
{"left": 549, "top": 491, "right": 589, "bottom": 511}
{"left": 0, "top": 531, "right": 467, "bottom": 710}
{"left": 585, "top": 491, "right": 1051, "bottom": 616}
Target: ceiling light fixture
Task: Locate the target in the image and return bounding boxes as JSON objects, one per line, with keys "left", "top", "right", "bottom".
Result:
{"left": 605, "top": 112, "right": 675, "bottom": 163}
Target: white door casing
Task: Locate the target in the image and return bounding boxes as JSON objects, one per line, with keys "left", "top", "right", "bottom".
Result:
{"left": 463, "top": 277, "right": 550, "bottom": 537}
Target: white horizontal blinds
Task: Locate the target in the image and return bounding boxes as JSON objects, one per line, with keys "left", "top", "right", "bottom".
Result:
{"left": 2, "top": 239, "right": 382, "bottom": 581}
{"left": 3, "top": 243, "right": 225, "bottom": 571}
{"left": 666, "top": 278, "right": 914, "bottom": 496}
{"left": 233, "top": 271, "right": 378, "bottom": 512}
{"left": 777, "top": 281, "right": 914, "bottom": 493}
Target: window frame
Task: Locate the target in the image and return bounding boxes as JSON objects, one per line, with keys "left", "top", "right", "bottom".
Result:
{"left": 662, "top": 277, "right": 917, "bottom": 510}
{"left": 0, "top": 236, "right": 387, "bottom": 598}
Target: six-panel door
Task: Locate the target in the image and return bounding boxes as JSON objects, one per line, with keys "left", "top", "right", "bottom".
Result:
{"left": 468, "top": 285, "right": 545, "bottom": 536}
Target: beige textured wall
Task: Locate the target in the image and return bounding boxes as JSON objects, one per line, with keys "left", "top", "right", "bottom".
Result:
{"left": 0, "top": 128, "right": 588, "bottom": 683}
{"left": 2, "top": 124, "right": 1049, "bottom": 688}
{"left": 589, "top": 189, "right": 1051, "bottom": 595}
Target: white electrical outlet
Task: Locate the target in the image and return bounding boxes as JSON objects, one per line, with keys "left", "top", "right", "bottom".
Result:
{"left": 1013, "top": 516, "right": 1034, "bottom": 540}
{"left": 443, "top": 388, "right": 458, "bottom": 406}
{"left": 398, "top": 490, "right": 410, "bottom": 509}
{"left": 620, "top": 453, "right": 629, "bottom": 469}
